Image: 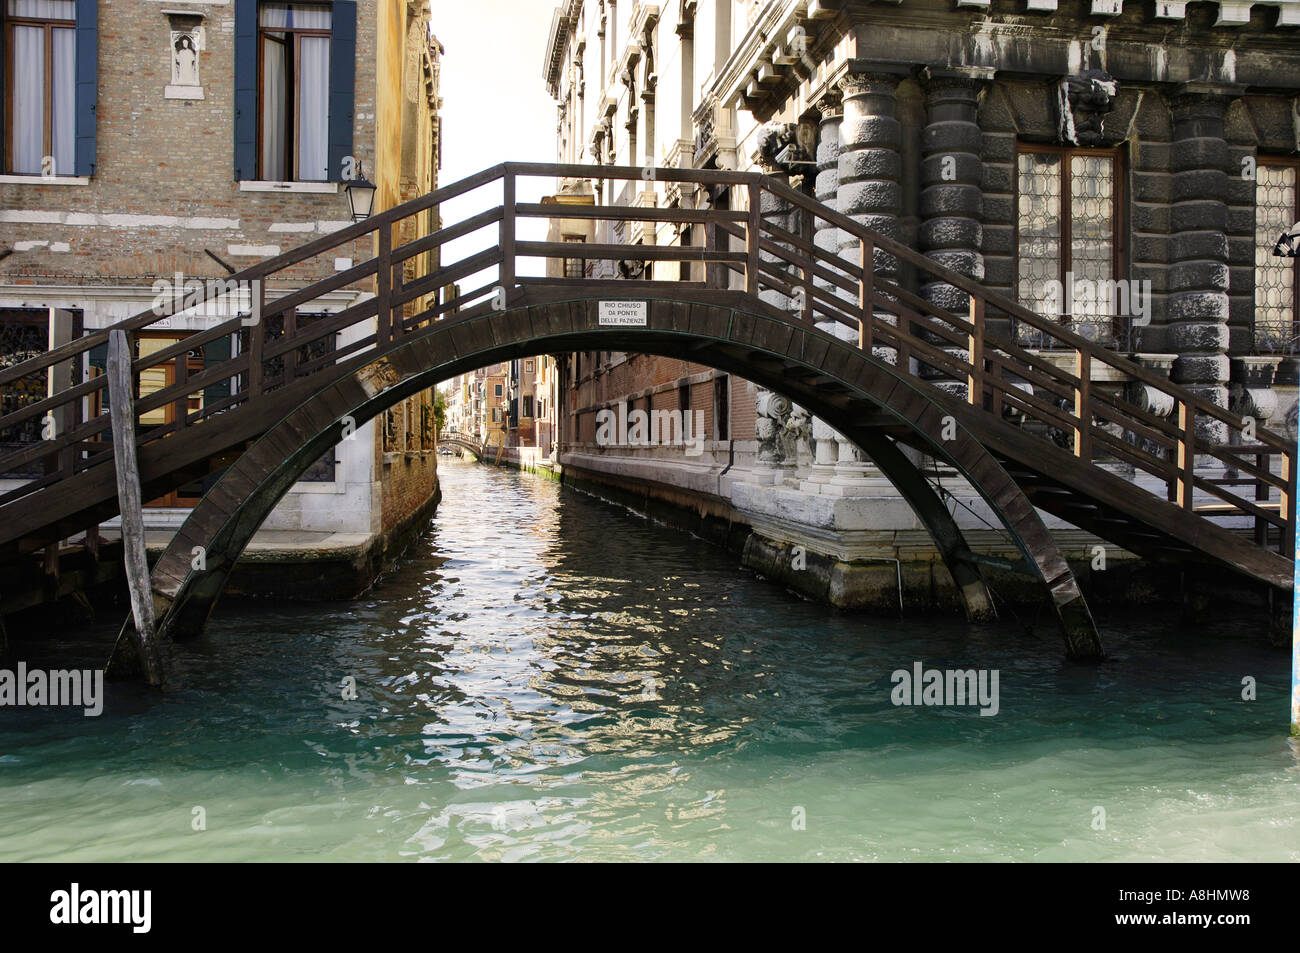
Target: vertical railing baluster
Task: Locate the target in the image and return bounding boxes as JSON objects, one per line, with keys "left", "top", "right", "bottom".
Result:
{"left": 967, "top": 296, "right": 984, "bottom": 408}
{"left": 746, "top": 181, "right": 761, "bottom": 297}
{"left": 1175, "top": 400, "right": 1195, "bottom": 510}
{"left": 173, "top": 347, "right": 188, "bottom": 429}
{"left": 1254, "top": 450, "right": 1268, "bottom": 547}
{"left": 859, "top": 239, "right": 874, "bottom": 353}
{"left": 248, "top": 280, "right": 264, "bottom": 397}
{"left": 1073, "top": 347, "right": 1090, "bottom": 460}
{"left": 801, "top": 210, "right": 814, "bottom": 322}
{"left": 283, "top": 309, "right": 298, "bottom": 381}
{"left": 62, "top": 357, "right": 80, "bottom": 476}
{"left": 500, "top": 170, "right": 516, "bottom": 299}
{"left": 896, "top": 311, "right": 912, "bottom": 374}
{"left": 706, "top": 215, "right": 724, "bottom": 290}
{"left": 377, "top": 221, "right": 392, "bottom": 349}
{"left": 1282, "top": 449, "right": 1295, "bottom": 558}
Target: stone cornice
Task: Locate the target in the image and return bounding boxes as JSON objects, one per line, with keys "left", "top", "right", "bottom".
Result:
{"left": 878, "top": 0, "right": 1299, "bottom": 24}
{"left": 713, "top": 0, "right": 815, "bottom": 111}
{"left": 706, "top": 0, "right": 1300, "bottom": 119}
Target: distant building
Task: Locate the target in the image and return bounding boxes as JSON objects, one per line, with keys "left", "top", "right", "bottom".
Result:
{"left": 481, "top": 363, "right": 509, "bottom": 452}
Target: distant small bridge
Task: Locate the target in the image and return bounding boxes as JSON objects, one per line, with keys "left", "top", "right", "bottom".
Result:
{"left": 436, "top": 430, "right": 485, "bottom": 459}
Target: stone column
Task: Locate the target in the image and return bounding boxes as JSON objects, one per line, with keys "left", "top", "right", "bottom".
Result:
{"left": 919, "top": 71, "right": 987, "bottom": 399}
{"left": 804, "top": 92, "right": 844, "bottom": 492}
{"left": 828, "top": 67, "right": 908, "bottom": 493}
{"left": 837, "top": 67, "right": 906, "bottom": 277}
{"left": 752, "top": 156, "right": 798, "bottom": 485}
{"left": 813, "top": 92, "right": 843, "bottom": 304}
{"left": 754, "top": 153, "right": 794, "bottom": 313}
{"left": 1168, "top": 84, "right": 1236, "bottom": 445}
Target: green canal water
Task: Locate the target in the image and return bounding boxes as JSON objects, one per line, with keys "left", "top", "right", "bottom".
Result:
{"left": 1, "top": 459, "right": 1297, "bottom": 862}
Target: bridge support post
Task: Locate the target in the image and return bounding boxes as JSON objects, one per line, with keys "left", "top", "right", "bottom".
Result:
{"left": 855, "top": 431, "right": 996, "bottom": 622}
{"left": 103, "top": 330, "right": 168, "bottom": 686}
{"left": 1048, "top": 573, "right": 1104, "bottom": 661}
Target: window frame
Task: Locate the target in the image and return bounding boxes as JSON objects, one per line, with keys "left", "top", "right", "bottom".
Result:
{"left": 3, "top": 1, "right": 77, "bottom": 176}
{"left": 1254, "top": 155, "right": 1300, "bottom": 352}
{"left": 563, "top": 235, "right": 586, "bottom": 279}
{"left": 255, "top": 2, "right": 332, "bottom": 182}
{"left": 1013, "top": 141, "right": 1128, "bottom": 343}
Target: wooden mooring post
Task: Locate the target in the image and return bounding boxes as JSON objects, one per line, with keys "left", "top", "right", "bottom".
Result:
{"left": 104, "top": 329, "right": 167, "bottom": 686}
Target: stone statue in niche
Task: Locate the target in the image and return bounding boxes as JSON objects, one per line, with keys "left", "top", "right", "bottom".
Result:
{"left": 172, "top": 32, "right": 200, "bottom": 88}
{"left": 1057, "top": 69, "right": 1118, "bottom": 147}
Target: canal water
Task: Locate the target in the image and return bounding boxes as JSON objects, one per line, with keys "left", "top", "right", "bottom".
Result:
{"left": 1, "top": 459, "right": 1296, "bottom": 862}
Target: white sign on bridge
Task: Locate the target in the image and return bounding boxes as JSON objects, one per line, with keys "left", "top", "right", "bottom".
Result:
{"left": 598, "top": 301, "right": 648, "bottom": 327}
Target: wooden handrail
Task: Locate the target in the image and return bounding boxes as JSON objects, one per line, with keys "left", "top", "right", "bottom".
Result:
{"left": 763, "top": 175, "right": 1292, "bottom": 452}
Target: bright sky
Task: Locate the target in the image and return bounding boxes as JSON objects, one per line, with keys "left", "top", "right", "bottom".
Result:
{"left": 433, "top": 3, "right": 563, "bottom": 280}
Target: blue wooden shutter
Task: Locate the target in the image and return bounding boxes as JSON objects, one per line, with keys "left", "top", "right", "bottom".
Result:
{"left": 74, "top": 0, "right": 97, "bottom": 176}
{"left": 328, "top": 1, "right": 357, "bottom": 183}
{"left": 233, "top": 0, "right": 258, "bottom": 180}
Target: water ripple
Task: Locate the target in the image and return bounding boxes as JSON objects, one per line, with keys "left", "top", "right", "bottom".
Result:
{"left": 0, "top": 458, "right": 1295, "bottom": 861}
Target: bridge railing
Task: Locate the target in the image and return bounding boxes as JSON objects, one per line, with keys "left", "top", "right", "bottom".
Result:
{"left": 0, "top": 161, "right": 1291, "bottom": 560}
{"left": 501, "top": 162, "right": 1294, "bottom": 556}
{"left": 437, "top": 430, "right": 483, "bottom": 452}
{"left": 755, "top": 172, "right": 1294, "bottom": 556}
{"left": 0, "top": 165, "right": 512, "bottom": 516}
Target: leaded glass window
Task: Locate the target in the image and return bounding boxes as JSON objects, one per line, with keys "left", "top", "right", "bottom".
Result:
{"left": 1254, "top": 161, "right": 1299, "bottom": 353}
{"left": 1017, "top": 146, "right": 1121, "bottom": 346}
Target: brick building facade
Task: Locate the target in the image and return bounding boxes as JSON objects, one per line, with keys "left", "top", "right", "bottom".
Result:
{"left": 0, "top": 0, "right": 446, "bottom": 601}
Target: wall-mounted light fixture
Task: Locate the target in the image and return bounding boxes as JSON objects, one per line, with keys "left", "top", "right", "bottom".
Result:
{"left": 344, "top": 162, "right": 378, "bottom": 223}
{"left": 1273, "top": 220, "right": 1300, "bottom": 259}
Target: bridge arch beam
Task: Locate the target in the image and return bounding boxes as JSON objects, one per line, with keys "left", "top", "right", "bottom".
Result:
{"left": 118, "top": 292, "right": 1104, "bottom": 664}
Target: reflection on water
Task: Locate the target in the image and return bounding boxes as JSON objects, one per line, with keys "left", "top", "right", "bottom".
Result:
{"left": 0, "top": 459, "right": 1296, "bottom": 861}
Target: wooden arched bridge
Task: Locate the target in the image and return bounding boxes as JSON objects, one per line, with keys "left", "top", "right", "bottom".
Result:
{"left": 0, "top": 162, "right": 1292, "bottom": 682}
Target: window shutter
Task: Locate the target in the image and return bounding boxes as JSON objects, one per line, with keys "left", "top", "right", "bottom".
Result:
{"left": 233, "top": 0, "right": 258, "bottom": 180}
{"left": 328, "top": 1, "right": 357, "bottom": 183}
{"left": 74, "top": 0, "right": 98, "bottom": 176}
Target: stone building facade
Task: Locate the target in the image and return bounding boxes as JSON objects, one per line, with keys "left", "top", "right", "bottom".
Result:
{"left": 539, "top": 0, "right": 1300, "bottom": 609}
{"left": 0, "top": 0, "right": 447, "bottom": 601}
